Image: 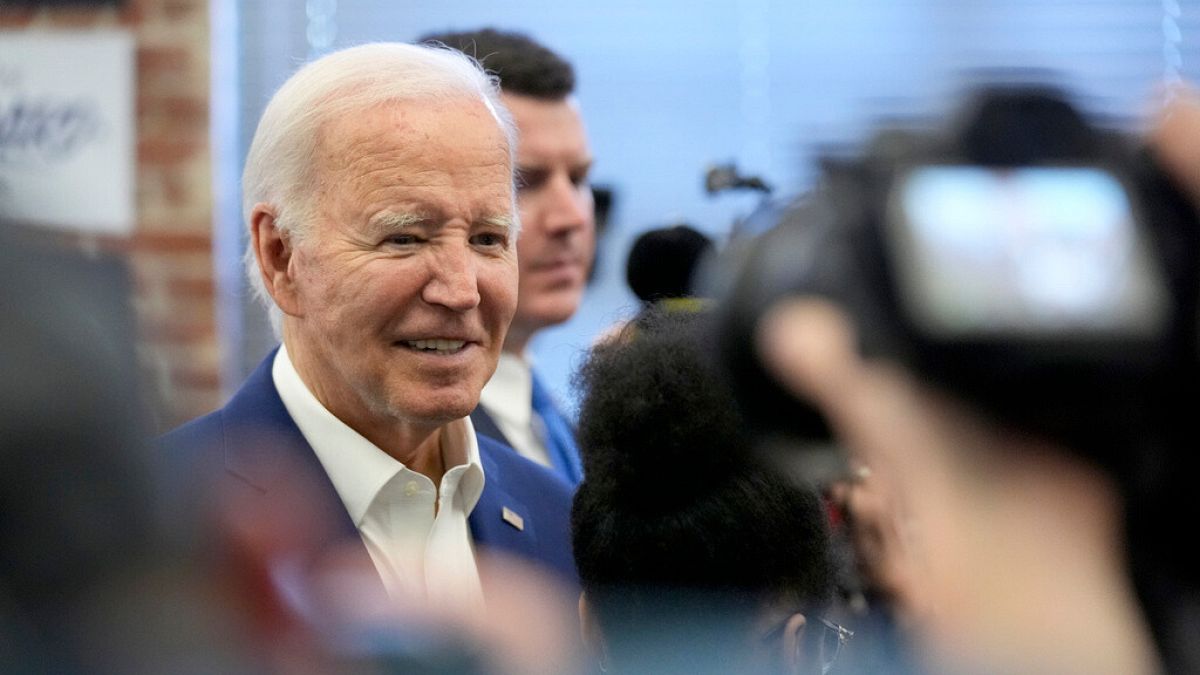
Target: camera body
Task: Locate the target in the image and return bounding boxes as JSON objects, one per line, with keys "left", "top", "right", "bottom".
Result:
{"left": 715, "top": 86, "right": 1200, "bottom": 477}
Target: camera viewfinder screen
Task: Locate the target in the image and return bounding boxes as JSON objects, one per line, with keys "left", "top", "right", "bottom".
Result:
{"left": 889, "top": 166, "right": 1169, "bottom": 339}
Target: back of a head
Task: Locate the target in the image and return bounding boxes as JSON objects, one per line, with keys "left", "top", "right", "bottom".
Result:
{"left": 418, "top": 28, "right": 575, "bottom": 100}
{"left": 571, "top": 310, "right": 834, "bottom": 667}
{"left": 240, "top": 42, "right": 514, "bottom": 331}
{"left": 626, "top": 224, "right": 715, "bottom": 303}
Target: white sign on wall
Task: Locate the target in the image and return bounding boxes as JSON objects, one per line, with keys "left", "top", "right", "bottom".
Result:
{"left": 0, "top": 31, "right": 135, "bottom": 235}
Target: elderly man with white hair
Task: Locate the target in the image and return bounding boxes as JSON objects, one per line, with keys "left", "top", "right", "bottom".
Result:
{"left": 161, "top": 43, "right": 577, "bottom": 613}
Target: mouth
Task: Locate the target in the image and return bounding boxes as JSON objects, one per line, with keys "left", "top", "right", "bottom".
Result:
{"left": 528, "top": 257, "right": 587, "bottom": 285}
{"left": 531, "top": 257, "right": 581, "bottom": 271}
{"left": 399, "top": 338, "right": 470, "bottom": 355}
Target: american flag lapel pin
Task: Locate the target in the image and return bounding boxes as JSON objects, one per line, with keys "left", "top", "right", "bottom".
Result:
{"left": 502, "top": 506, "right": 525, "bottom": 531}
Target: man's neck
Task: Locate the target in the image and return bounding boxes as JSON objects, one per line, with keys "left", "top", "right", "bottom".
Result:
{"left": 281, "top": 335, "right": 448, "bottom": 485}
{"left": 375, "top": 424, "right": 446, "bottom": 484}
{"left": 325, "top": 401, "right": 448, "bottom": 487}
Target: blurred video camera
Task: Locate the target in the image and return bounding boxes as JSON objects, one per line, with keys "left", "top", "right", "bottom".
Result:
{"left": 714, "top": 86, "right": 1200, "bottom": 481}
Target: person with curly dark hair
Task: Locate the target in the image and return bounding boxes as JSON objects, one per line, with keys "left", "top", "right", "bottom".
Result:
{"left": 421, "top": 28, "right": 595, "bottom": 487}
{"left": 570, "top": 309, "right": 842, "bottom": 674}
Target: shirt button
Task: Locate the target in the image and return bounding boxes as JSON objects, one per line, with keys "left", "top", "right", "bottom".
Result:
{"left": 404, "top": 481, "right": 420, "bottom": 497}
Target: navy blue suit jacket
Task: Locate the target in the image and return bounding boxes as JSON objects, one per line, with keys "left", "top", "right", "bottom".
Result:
{"left": 159, "top": 350, "right": 578, "bottom": 591}
{"left": 470, "top": 397, "right": 583, "bottom": 486}
{"left": 469, "top": 405, "right": 509, "bottom": 449}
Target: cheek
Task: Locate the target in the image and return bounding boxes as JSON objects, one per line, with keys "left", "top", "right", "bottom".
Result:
{"left": 311, "top": 264, "right": 367, "bottom": 313}
{"left": 484, "top": 259, "right": 519, "bottom": 322}
{"left": 516, "top": 192, "right": 541, "bottom": 228}
{"left": 502, "top": 271, "right": 519, "bottom": 318}
{"left": 293, "top": 250, "right": 341, "bottom": 312}
{"left": 515, "top": 223, "right": 545, "bottom": 262}
{"left": 514, "top": 236, "right": 542, "bottom": 295}
{"left": 581, "top": 217, "right": 598, "bottom": 258}
{"left": 314, "top": 260, "right": 412, "bottom": 326}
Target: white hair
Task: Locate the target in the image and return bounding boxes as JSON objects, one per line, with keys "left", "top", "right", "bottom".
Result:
{"left": 241, "top": 42, "right": 518, "bottom": 334}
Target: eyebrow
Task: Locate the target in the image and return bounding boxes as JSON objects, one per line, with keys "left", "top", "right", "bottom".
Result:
{"left": 364, "top": 211, "right": 426, "bottom": 239}
{"left": 516, "top": 159, "right": 595, "bottom": 174}
{"left": 367, "top": 211, "right": 519, "bottom": 236}
{"left": 368, "top": 211, "right": 425, "bottom": 230}
{"left": 483, "top": 213, "right": 518, "bottom": 232}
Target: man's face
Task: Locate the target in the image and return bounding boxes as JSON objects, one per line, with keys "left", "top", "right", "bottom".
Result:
{"left": 502, "top": 93, "right": 595, "bottom": 349}
{"left": 281, "top": 99, "right": 518, "bottom": 434}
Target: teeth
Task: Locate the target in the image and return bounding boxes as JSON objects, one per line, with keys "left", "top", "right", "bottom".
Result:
{"left": 405, "top": 339, "right": 466, "bottom": 353}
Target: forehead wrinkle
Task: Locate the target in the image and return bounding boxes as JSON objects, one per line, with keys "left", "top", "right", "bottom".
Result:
{"left": 318, "top": 120, "right": 392, "bottom": 179}
{"left": 316, "top": 106, "right": 516, "bottom": 235}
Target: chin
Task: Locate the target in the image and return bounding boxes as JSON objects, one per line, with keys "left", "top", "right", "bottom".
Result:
{"left": 391, "top": 391, "right": 478, "bottom": 425}
{"left": 521, "top": 297, "right": 584, "bottom": 332}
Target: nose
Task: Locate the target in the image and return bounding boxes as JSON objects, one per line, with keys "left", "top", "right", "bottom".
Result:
{"left": 421, "top": 244, "right": 481, "bottom": 311}
{"left": 539, "top": 174, "right": 592, "bottom": 236}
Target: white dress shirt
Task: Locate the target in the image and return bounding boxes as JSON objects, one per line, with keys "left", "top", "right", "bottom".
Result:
{"left": 478, "top": 351, "right": 554, "bottom": 468}
{"left": 272, "top": 346, "right": 485, "bottom": 610}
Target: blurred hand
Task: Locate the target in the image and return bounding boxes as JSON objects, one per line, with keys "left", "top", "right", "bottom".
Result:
{"left": 1151, "top": 87, "right": 1200, "bottom": 206}
{"left": 828, "top": 463, "right": 929, "bottom": 625}
{"left": 756, "top": 299, "right": 934, "bottom": 624}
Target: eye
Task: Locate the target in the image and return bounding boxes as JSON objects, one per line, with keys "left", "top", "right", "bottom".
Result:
{"left": 569, "top": 168, "right": 591, "bottom": 188}
{"left": 471, "top": 231, "right": 508, "bottom": 248}
{"left": 385, "top": 233, "right": 421, "bottom": 246}
{"left": 515, "top": 168, "right": 548, "bottom": 192}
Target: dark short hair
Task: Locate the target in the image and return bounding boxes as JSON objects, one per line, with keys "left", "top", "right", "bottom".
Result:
{"left": 626, "top": 223, "right": 715, "bottom": 303}
{"left": 571, "top": 310, "right": 835, "bottom": 635}
{"left": 418, "top": 28, "right": 575, "bottom": 100}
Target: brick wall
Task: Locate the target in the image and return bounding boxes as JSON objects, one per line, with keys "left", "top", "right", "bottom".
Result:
{"left": 1, "top": 0, "right": 218, "bottom": 430}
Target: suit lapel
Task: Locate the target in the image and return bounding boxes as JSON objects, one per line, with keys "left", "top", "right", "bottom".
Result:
{"left": 218, "top": 350, "right": 377, "bottom": 588}
{"left": 218, "top": 351, "right": 557, "bottom": 597}
{"left": 469, "top": 405, "right": 511, "bottom": 447}
{"left": 470, "top": 442, "right": 540, "bottom": 558}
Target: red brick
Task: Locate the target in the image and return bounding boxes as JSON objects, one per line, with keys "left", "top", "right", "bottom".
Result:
{"left": 130, "top": 231, "right": 213, "bottom": 252}
{"left": 170, "top": 365, "right": 221, "bottom": 389}
{"left": 138, "top": 138, "right": 203, "bottom": 165}
{"left": 144, "top": 340, "right": 221, "bottom": 373}
{"left": 139, "top": 95, "right": 209, "bottom": 128}
{"left": 162, "top": 0, "right": 202, "bottom": 21}
{"left": 162, "top": 170, "right": 190, "bottom": 205}
{"left": 45, "top": 7, "right": 114, "bottom": 28}
{"left": 166, "top": 277, "right": 215, "bottom": 298}
{"left": 130, "top": 253, "right": 214, "bottom": 287}
{"left": 0, "top": 8, "right": 37, "bottom": 28}
{"left": 137, "top": 45, "right": 189, "bottom": 74}
{"left": 134, "top": 287, "right": 215, "bottom": 321}
{"left": 119, "top": 0, "right": 146, "bottom": 25}
{"left": 129, "top": 247, "right": 209, "bottom": 267}
{"left": 140, "top": 319, "right": 215, "bottom": 343}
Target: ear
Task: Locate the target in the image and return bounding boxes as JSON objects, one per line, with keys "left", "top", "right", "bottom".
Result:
{"left": 578, "top": 592, "right": 610, "bottom": 672}
{"left": 779, "top": 612, "right": 808, "bottom": 674}
{"left": 250, "top": 203, "right": 303, "bottom": 318}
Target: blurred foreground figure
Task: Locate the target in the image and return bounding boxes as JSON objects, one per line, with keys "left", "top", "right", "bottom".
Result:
{"left": 0, "top": 225, "right": 259, "bottom": 672}
{"left": 762, "top": 304, "right": 1163, "bottom": 674}
{"left": 423, "top": 29, "right": 595, "bottom": 486}
{"left": 743, "top": 88, "right": 1200, "bottom": 674}
{"left": 160, "top": 43, "right": 579, "bottom": 672}
{"left": 572, "top": 310, "right": 840, "bottom": 674}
